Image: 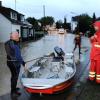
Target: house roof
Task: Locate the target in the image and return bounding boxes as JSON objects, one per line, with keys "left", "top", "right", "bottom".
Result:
{"left": 0, "top": 6, "right": 25, "bottom": 25}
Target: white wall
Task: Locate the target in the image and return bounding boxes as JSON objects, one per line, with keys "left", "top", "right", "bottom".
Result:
{"left": 0, "top": 13, "right": 11, "bottom": 42}
{"left": 0, "top": 14, "right": 21, "bottom": 42}
{"left": 71, "top": 21, "right": 77, "bottom": 31}
{"left": 11, "top": 24, "right": 21, "bottom": 37}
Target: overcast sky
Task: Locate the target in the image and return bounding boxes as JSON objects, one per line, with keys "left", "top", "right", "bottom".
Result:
{"left": 1, "top": 0, "right": 100, "bottom": 22}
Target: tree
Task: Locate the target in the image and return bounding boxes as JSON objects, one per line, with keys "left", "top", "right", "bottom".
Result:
{"left": 56, "top": 20, "right": 63, "bottom": 29}
{"left": 92, "top": 12, "right": 96, "bottom": 23}
{"left": 72, "top": 14, "right": 92, "bottom": 33}
{"left": 89, "top": 13, "right": 96, "bottom": 36}
{"left": 39, "top": 16, "right": 54, "bottom": 27}
{"left": 63, "top": 17, "right": 67, "bottom": 29}
{"left": 26, "top": 17, "right": 41, "bottom": 31}
{"left": 26, "top": 17, "right": 37, "bottom": 26}
{"left": 78, "top": 14, "right": 92, "bottom": 33}
{"left": 66, "top": 23, "right": 71, "bottom": 31}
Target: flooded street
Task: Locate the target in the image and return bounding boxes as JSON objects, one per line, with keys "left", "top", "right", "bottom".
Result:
{"left": 1, "top": 33, "right": 100, "bottom": 100}
{"left": 1, "top": 0, "right": 100, "bottom": 99}
{"left": 21, "top": 33, "right": 75, "bottom": 62}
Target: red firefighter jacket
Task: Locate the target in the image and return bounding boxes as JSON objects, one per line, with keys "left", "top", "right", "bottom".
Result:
{"left": 90, "top": 22, "right": 100, "bottom": 60}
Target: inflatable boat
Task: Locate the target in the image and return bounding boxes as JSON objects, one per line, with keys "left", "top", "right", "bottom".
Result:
{"left": 21, "top": 47, "right": 76, "bottom": 94}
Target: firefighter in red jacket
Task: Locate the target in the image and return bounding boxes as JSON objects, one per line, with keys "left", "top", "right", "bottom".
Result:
{"left": 89, "top": 21, "right": 100, "bottom": 83}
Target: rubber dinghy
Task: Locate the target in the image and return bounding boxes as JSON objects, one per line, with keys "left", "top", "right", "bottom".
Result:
{"left": 21, "top": 47, "right": 76, "bottom": 94}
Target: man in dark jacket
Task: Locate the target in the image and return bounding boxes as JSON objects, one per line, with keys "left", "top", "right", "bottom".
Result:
{"left": 5, "top": 32, "right": 26, "bottom": 96}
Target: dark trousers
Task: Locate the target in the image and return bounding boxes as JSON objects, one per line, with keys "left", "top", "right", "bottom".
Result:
{"left": 74, "top": 43, "right": 81, "bottom": 59}
{"left": 7, "top": 61, "right": 20, "bottom": 93}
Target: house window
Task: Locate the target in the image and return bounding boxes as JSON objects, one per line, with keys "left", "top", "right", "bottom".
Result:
{"left": 16, "top": 29, "right": 19, "bottom": 33}
{"left": 22, "top": 28, "right": 28, "bottom": 38}
{"left": 11, "top": 12, "right": 17, "bottom": 20}
{"left": 21, "top": 16, "right": 25, "bottom": 22}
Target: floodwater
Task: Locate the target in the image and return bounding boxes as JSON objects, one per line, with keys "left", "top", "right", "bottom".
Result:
{"left": 22, "top": 33, "right": 75, "bottom": 63}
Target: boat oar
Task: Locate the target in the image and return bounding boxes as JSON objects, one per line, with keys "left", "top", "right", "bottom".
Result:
{"left": 7, "top": 54, "right": 52, "bottom": 63}
{"left": 7, "top": 56, "right": 44, "bottom": 63}
{"left": 25, "top": 53, "right": 54, "bottom": 63}
{"left": 25, "top": 56, "right": 44, "bottom": 63}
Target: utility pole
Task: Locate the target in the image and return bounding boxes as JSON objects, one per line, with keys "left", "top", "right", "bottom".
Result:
{"left": 43, "top": 5, "right": 45, "bottom": 36}
{"left": 15, "top": 0, "right": 16, "bottom": 10}
{"left": 43, "top": 5, "right": 45, "bottom": 18}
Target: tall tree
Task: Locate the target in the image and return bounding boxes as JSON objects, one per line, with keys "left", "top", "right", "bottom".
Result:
{"left": 26, "top": 17, "right": 37, "bottom": 25}
{"left": 92, "top": 12, "right": 96, "bottom": 23}
{"left": 88, "top": 13, "right": 96, "bottom": 36}
{"left": 39, "top": 16, "right": 54, "bottom": 27}
{"left": 56, "top": 20, "right": 63, "bottom": 29}
{"left": 63, "top": 17, "right": 67, "bottom": 29}
{"left": 26, "top": 17, "right": 41, "bottom": 31}
{"left": 72, "top": 14, "right": 92, "bottom": 33}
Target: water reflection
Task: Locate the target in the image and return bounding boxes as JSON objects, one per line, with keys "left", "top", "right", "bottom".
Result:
{"left": 22, "top": 33, "right": 75, "bottom": 62}
{"left": 58, "top": 34, "right": 65, "bottom": 50}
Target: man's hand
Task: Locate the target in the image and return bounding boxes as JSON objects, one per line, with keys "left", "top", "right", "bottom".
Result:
{"left": 90, "top": 36, "right": 94, "bottom": 39}
{"left": 90, "top": 35, "right": 97, "bottom": 43}
{"left": 90, "top": 35, "right": 97, "bottom": 39}
{"left": 94, "top": 34, "right": 97, "bottom": 38}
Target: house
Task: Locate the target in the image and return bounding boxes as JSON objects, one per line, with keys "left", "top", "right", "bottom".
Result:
{"left": 71, "top": 21, "right": 77, "bottom": 32}
{"left": 0, "top": 1, "right": 34, "bottom": 42}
